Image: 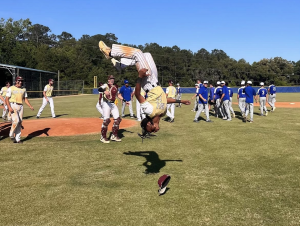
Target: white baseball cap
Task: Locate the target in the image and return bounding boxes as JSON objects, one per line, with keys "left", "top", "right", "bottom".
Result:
{"left": 195, "top": 83, "right": 199, "bottom": 86}
{"left": 221, "top": 81, "right": 225, "bottom": 84}
{"left": 260, "top": 82, "right": 264, "bottom": 86}
{"left": 241, "top": 80, "right": 245, "bottom": 85}
{"left": 216, "top": 81, "right": 221, "bottom": 85}
{"left": 177, "top": 83, "right": 180, "bottom": 86}
{"left": 203, "top": 81, "right": 208, "bottom": 84}
{"left": 247, "top": 81, "right": 252, "bottom": 84}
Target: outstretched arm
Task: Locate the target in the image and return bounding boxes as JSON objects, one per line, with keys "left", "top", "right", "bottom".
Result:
{"left": 167, "top": 98, "right": 190, "bottom": 105}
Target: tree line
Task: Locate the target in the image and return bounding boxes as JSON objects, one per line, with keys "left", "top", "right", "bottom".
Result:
{"left": 1, "top": 18, "right": 300, "bottom": 87}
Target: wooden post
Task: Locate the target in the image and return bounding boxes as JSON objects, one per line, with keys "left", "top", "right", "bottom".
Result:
{"left": 58, "top": 70, "right": 60, "bottom": 91}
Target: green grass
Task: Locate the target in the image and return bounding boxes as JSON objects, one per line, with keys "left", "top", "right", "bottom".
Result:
{"left": 0, "top": 93, "right": 300, "bottom": 225}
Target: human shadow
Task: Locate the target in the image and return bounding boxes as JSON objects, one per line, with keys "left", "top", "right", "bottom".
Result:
{"left": 123, "top": 151, "right": 182, "bottom": 174}
{"left": 116, "top": 129, "right": 134, "bottom": 139}
{"left": 0, "top": 122, "right": 11, "bottom": 140}
{"left": 22, "top": 128, "right": 50, "bottom": 142}
{"left": 55, "top": 114, "right": 68, "bottom": 118}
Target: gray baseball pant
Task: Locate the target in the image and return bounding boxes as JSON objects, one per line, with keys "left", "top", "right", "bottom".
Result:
{"left": 245, "top": 103, "right": 254, "bottom": 121}
{"left": 222, "top": 100, "right": 231, "bottom": 120}
{"left": 259, "top": 97, "right": 268, "bottom": 115}
{"left": 229, "top": 97, "right": 234, "bottom": 115}
{"left": 176, "top": 93, "right": 182, "bottom": 106}
{"left": 122, "top": 100, "right": 133, "bottom": 116}
{"left": 194, "top": 104, "right": 210, "bottom": 121}
{"left": 193, "top": 97, "right": 199, "bottom": 111}
{"left": 268, "top": 94, "right": 276, "bottom": 108}
{"left": 215, "top": 99, "right": 224, "bottom": 117}
{"left": 238, "top": 98, "right": 246, "bottom": 115}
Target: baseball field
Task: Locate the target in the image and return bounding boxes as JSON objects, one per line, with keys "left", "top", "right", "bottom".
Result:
{"left": 0, "top": 93, "right": 300, "bottom": 226}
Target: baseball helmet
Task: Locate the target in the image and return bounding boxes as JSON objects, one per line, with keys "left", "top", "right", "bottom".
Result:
{"left": 203, "top": 81, "right": 208, "bottom": 84}
{"left": 260, "top": 82, "right": 264, "bottom": 86}
{"left": 124, "top": 79, "right": 129, "bottom": 84}
{"left": 15, "top": 76, "right": 24, "bottom": 81}
{"left": 241, "top": 80, "right": 245, "bottom": 85}
{"left": 158, "top": 174, "right": 171, "bottom": 195}
{"left": 221, "top": 81, "right": 225, "bottom": 84}
{"left": 247, "top": 81, "right": 252, "bottom": 84}
{"left": 216, "top": 81, "right": 221, "bottom": 85}
{"left": 168, "top": 80, "right": 173, "bottom": 84}
{"left": 108, "top": 75, "right": 115, "bottom": 80}
{"left": 49, "top": 79, "right": 54, "bottom": 82}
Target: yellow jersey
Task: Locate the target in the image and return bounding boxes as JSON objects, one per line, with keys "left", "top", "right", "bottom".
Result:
{"left": 144, "top": 86, "right": 167, "bottom": 118}
{"left": 166, "top": 86, "right": 176, "bottom": 98}
{"left": 0, "top": 87, "right": 8, "bottom": 97}
{"left": 6, "top": 86, "right": 28, "bottom": 104}
{"left": 44, "top": 84, "right": 53, "bottom": 97}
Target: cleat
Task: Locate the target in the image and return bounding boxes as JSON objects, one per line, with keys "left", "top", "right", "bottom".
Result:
{"left": 14, "top": 140, "right": 23, "bottom": 144}
{"left": 206, "top": 120, "right": 213, "bottom": 123}
{"left": 130, "top": 115, "right": 134, "bottom": 118}
{"left": 243, "top": 117, "right": 247, "bottom": 123}
{"left": 273, "top": 107, "right": 276, "bottom": 111}
{"left": 99, "top": 41, "right": 111, "bottom": 59}
{"left": 250, "top": 121, "right": 253, "bottom": 123}
{"left": 99, "top": 116, "right": 104, "bottom": 119}
{"left": 111, "top": 58, "right": 121, "bottom": 72}
{"left": 137, "top": 118, "right": 141, "bottom": 122}
{"left": 222, "top": 117, "right": 227, "bottom": 120}
{"left": 100, "top": 136, "right": 110, "bottom": 143}
{"left": 10, "top": 137, "right": 16, "bottom": 142}
{"left": 265, "top": 111, "right": 268, "bottom": 116}
{"left": 36, "top": 116, "right": 40, "bottom": 119}
{"left": 227, "top": 119, "right": 232, "bottom": 121}
{"left": 193, "top": 120, "right": 199, "bottom": 123}
{"left": 232, "top": 113, "right": 235, "bottom": 118}
{"left": 110, "top": 134, "right": 121, "bottom": 142}
{"left": 169, "top": 118, "right": 174, "bottom": 123}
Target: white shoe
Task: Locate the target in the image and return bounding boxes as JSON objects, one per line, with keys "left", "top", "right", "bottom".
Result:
{"left": 265, "top": 111, "right": 268, "bottom": 116}
{"left": 99, "top": 41, "right": 111, "bottom": 59}
{"left": 232, "top": 113, "right": 235, "bottom": 118}
{"left": 222, "top": 117, "right": 227, "bottom": 120}
{"left": 110, "top": 134, "right": 121, "bottom": 142}
{"left": 227, "top": 119, "right": 232, "bottom": 121}
{"left": 111, "top": 58, "right": 121, "bottom": 72}
{"left": 137, "top": 119, "right": 141, "bottom": 122}
{"left": 100, "top": 136, "right": 110, "bottom": 143}
{"left": 273, "top": 107, "right": 276, "bottom": 111}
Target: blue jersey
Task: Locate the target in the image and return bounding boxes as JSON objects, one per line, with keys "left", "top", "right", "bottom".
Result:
{"left": 214, "top": 86, "right": 222, "bottom": 99}
{"left": 198, "top": 83, "right": 203, "bottom": 89}
{"left": 269, "top": 85, "right": 276, "bottom": 94}
{"left": 244, "top": 86, "right": 256, "bottom": 103}
{"left": 177, "top": 87, "right": 181, "bottom": 94}
{"left": 198, "top": 86, "right": 208, "bottom": 104}
{"left": 209, "top": 87, "right": 215, "bottom": 100}
{"left": 238, "top": 86, "right": 246, "bottom": 98}
{"left": 222, "top": 85, "right": 230, "bottom": 101}
{"left": 228, "top": 87, "right": 233, "bottom": 98}
{"left": 257, "top": 87, "right": 267, "bottom": 97}
{"left": 119, "top": 85, "right": 132, "bottom": 101}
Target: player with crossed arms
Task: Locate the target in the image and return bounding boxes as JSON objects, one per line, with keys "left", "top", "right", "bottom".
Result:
{"left": 99, "top": 41, "right": 191, "bottom": 138}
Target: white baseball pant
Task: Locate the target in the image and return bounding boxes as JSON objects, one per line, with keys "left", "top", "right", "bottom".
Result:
{"left": 268, "top": 94, "right": 276, "bottom": 108}
{"left": 259, "top": 97, "right": 268, "bottom": 114}
{"left": 136, "top": 99, "right": 145, "bottom": 121}
{"left": 245, "top": 103, "right": 254, "bottom": 121}
{"left": 166, "top": 103, "right": 175, "bottom": 119}
{"left": 96, "top": 102, "right": 103, "bottom": 116}
{"left": 122, "top": 100, "right": 134, "bottom": 116}
{"left": 238, "top": 98, "right": 246, "bottom": 115}
{"left": 194, "top": 104, "right": 210, "bottom": 121}
{"left": 215, "top": 99, "right": 224, "bottom": 117}
{"left": 9, "top": 103, "right": 23, "bottom": 142}
{"left": 101, "top": 101, "right": 119, "bottom": 120}
{"left": 222, "top": 100, "right": 231, "bottom": 120}
{"left": 229, "top": 97, "right": 234, "bottom": 115}
{"left": 37, "top": 97, "right": 55, "bottom": 117}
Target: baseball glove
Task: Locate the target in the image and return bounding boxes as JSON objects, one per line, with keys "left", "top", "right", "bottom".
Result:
{"left": 105, "top": 84, "right": 118, "bottom": 102}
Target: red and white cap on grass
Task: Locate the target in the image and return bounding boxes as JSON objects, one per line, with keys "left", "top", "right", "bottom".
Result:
{"left": 158, "top": 174, "right": 171, "bottom": 195}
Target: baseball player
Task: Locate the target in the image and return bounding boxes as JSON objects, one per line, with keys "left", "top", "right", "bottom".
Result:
{"left": 268, "top": 83, "right": 276, "bottom": 111}
{"left": 166, "top": 80, "right": 176, "bottom": 123}
{"left": 176, "top": 83, "right": 182, "bottom": 107}
{"left": 5, "top": 76, "right": 34, "bottom": 143}
{"left": 98, "top": 41, "right": 191, "bottom": 137}
{"left": 213, "top": 81, "right": 224, "bottom": 118}
{"left": 96, "top": 82, "right": 104, "bottom": 119}
{"left": 237, "top": 81, "right": 246, "bottom": 116}
{"left": 98, "top": 75, "right": 122, "bottom": 143}
{"left": 118, "top": 80, "right": 134, "bottom": 118}
{"left": 191, "top": 84, "right": 199, "bottom": 112}
{"left": 193, "top": 81, "right": 213, "bottom": 123}
{"left": 256, "top": 82, "right": 268, "bottom": 116}
{"left": 132, "top": 86, "right": 146, "bottom": 121}
{"left": 208, "top": 83, "right": 215, "bottom": 113}
{"left": 220, "top": 81, "right": 232, "bottom": 121}
{"left": 197, "top": 79, "right": 203, "bottom": 89}
{"left": 228, "top": 86, "right": 235, "bottom": 118}
{"left": 36, "top": 79, "right": 56, "bottom": 118}
{"left": 243, "top": 81, "right": 257, "bottom": 123}
{"left": 0, "top": 81, "right": 12, "bottom": 121}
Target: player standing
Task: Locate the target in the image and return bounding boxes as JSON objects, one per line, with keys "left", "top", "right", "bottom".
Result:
{"left": 191, "top": 84, "right": 199, "bottom": 112}
{"left": 166, "top": 80, "right": 176, "bottom": 123}
{"left": 243, "top": 81, "right": 257, "bottom": 123}
{"left": 5, "top": 76, "right": 34, "bottom": 143}
{"left": 220, "top": 81, "right": 232, "bottom": 121}
{"left": 96, "top": 82, "right": 104, "bottom": 119}
{"left": 268, "top": 82, "right": 276, "bottom": 111}
{"left": 228, "top": 86, "right": 235, "bottom": 118}
{"left": 256, "top": 82, "right": 268, "bottom": 116}
{"left": 193, "top": 81, "right": 213, "bottom": 123}
{"left": 98, "top": 75, "right": 122, "bottom": 143}
{"left": 118, "top": 80, "right": 134, "bottom": 118}
{"left": 208, "top": 83, "right": 215, "bottom": 113}
{"left": 176, "top": 83, "right": 182, "bottom": 108}
{"left": 0, "top": 81, "right": 12, "bottom": 121}
{"left": 213, "top": 81, "right": 224, "bottom": 118}
{"left": 36, "top": 79, "right": 56, "bottom": 118}
{"left": 237, "top": 81, "right": 246, "bottom": 117}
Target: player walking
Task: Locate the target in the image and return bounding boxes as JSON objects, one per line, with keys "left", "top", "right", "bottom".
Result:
{"left": 220, "top": 81, "right": 232, "bottom": 121}
{"left": 256, "top": 82, "right": 268, "bottom": 116}
{"left": 268, "top": 83, "right": 276, "bottom": 111}
{"left": 98, "top": 41, "right": 190, "bottom": 137}
{"left": 5, "top": 76, "right": 34, "bottom": 143}
{"left": 166, "top": 80, "right": 176, "bottom": 123}
{"left": 98, "top": 75, "right": 122, "bottom": 143}
{"left": 0, "top": 81, "right": 12, "bottom": 121}
{"left": 228, "top": 86, "right": 235, "bottom": 118}
{"left": 243, "top": 81, "right": 257, "bottom": 123}
{"left": 213, "top": 81, "right": 224, "bottom": 118}
{"left": 193, "top": 81, "right": 213, "bottom": 123}
{"left": 36, "top": 79, "right": 56, "bottom": 118}
{"left": 119, "top": 80, "right": 134, "bottom": 118}
{"left": 176, "top": 83, "right": 182, "bottom": 108}
{"left": 237, "top": 81, "right": 246, "bottom": 117}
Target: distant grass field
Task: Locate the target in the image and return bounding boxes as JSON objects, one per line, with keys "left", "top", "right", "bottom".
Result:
{"left": 0, "top": 93, "right": 300, "bottom": 226}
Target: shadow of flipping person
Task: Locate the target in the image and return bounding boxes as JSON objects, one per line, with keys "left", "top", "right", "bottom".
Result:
{"left": 0, "top": 122, "right": 11, "bottom": 141}
{"left": 22, "top": 128, "right": 50, "bottom": 142}
{"left": 123, "top": 151, "right": 183, "bottom": 174}
{"left": 116, "top": 129, "right": 134, "bottom": 139}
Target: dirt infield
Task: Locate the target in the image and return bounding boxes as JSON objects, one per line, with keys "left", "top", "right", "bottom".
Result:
{"left": 0, "top": 118, "right": 137, "bottom": 137}
{"left": 233, "top": 102, "right": 300, "bottom": 108}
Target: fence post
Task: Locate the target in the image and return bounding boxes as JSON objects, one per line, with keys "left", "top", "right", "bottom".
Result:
{"left": 82, "top": 80, "right": 84, "bottom": 94}
{"left": 58, "top": 70, "right": 60, "bottom": 91}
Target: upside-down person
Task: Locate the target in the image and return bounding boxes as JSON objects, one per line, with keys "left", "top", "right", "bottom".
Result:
{"left": 98, "top": 41, "right": 191, "bottom": 139}
{"left": 98, "top": 75, "right": 121, "bottom": 143}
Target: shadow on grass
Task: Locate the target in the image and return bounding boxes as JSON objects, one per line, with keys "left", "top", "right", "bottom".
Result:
{"left": 123, "top": 151, "right": 182, "bottom": 174}
{"left": 117, "top": 129, "right": 134, "bottom": 139}
{"left": 22, "top": 128, "right": 50, "bottom": 142}
{"left": 0, "top": 122, "right": 11, "bottom": 140}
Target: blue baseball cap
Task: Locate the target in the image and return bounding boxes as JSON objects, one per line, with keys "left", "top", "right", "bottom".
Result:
{"left": 124, "top": 80, "right": 129, "bottom": 84}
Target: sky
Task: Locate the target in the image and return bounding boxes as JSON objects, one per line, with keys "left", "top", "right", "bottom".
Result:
{"left": 1, "top": 0, "right": 299, "bottom": 64}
